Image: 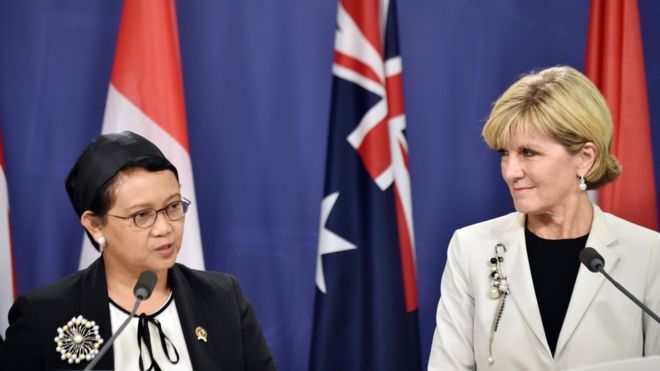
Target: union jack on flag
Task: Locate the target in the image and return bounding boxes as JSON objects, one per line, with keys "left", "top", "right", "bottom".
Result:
{"left": 309, "top": 0, "right": 421, "bottom": 369}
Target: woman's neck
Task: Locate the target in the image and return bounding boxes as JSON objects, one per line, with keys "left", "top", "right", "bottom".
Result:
{"left": 104, "top": 260, "right": 171, "bottom": 315}
{"left": 526, "top": 196, "right": 593, "bottom": 239}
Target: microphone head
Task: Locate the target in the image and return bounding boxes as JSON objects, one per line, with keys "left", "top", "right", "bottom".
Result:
{"left": 133, "top": 271, "right": 158, "bottom": 300}
{"left": 579, "top": 247, "right": 605, "bottom": 272}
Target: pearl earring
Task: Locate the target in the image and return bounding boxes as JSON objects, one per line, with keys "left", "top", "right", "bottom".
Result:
{"left": 97, "top": 236, "right": 106, "bottom": 253}
{"left": 579, "top": 175, "right": 587, "bottom": 191}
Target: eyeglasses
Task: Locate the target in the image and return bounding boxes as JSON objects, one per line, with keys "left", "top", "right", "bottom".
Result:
{"left": 107, "top": 198, "right": 191, "bottom": 229}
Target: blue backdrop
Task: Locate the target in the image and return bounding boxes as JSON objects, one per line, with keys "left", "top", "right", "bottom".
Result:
{"left": 1, "top": 1, "right": 659, "bottom": 370}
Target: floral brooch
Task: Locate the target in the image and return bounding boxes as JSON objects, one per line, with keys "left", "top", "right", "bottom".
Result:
{"left": 54, "top": 315, "right": 104, "bottom": 364}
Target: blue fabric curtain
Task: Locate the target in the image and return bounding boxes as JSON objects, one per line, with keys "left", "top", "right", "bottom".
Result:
{"left": 0, "top": 1, "right": 659, "bottom": 370}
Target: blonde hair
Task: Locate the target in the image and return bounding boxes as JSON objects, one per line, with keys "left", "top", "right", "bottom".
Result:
{"left": 482, "top": 66, "right": 620, "bottom": 189}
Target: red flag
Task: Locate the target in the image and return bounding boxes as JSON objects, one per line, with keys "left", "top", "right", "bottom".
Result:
{"left": 79, "top": 0, "right": 204, "bottom": 269}
{"left": 0, "top": 129, "right": 17, "bottom": 335}
{"left": 585, "top": 0, "right": 658, "bottom": 230}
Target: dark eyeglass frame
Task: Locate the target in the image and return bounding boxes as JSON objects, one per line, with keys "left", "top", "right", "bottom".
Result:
{"left": 107, "top": 198, "right": 191, "bottom": 229}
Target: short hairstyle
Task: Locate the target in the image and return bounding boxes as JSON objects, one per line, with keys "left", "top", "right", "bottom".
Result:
{"left": 482, "top": 66, "right": 621, "bottom": 189}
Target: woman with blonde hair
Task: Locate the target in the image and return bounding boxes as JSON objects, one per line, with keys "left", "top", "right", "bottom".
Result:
{"left": 428, "top": 66, "right": 660, "bottom": 370}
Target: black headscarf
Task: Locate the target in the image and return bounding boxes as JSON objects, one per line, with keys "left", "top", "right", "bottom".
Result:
{"left": 65, "top": 131, "right": 178, "bottom": 217}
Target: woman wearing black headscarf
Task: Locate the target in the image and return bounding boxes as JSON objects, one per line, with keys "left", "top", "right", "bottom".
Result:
{"left": 0, "top": 131, "right": 276, "bottom": 371}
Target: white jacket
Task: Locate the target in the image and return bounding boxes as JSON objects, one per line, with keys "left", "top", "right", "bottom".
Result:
{"left": 428, "top": 204, "right": 660, "bottom": 370}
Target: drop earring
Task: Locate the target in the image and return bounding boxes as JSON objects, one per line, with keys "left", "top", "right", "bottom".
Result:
{"left": 579, "top": 175, "right": 587, "bottom": 191}
{"left": 97, "top": 236, "right": 106, "bottom": 254}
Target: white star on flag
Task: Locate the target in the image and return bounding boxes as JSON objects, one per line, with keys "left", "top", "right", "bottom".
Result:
{"left": 315, "top": 192, "right": 357, "bottom": 293}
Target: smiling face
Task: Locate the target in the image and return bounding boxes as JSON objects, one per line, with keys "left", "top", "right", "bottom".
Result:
{"left": 94, "top": 168, "right": 184, "bottom": 275}
{"left": 499, "top": 127, "right": 583, "bottom": 217}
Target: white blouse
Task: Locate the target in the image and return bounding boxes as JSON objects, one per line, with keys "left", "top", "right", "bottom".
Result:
{"left": 110, "top": 293, "right": 193, "bottom": 370}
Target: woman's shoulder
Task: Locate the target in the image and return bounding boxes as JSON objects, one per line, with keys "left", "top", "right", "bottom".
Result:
{"left": 19, "top": 267, "right": 88, "bottom": 305}
{"left": 6, "top": 267, "right": 92, "bottom": 339}
{"left": 455, "top": 211, "right": 521, "bottom": 237}
{"left": 171, "top": 264, "right": 240, "bottom": 292}
{"left": 597, "top": 206, "right": 660, "bottom": 243}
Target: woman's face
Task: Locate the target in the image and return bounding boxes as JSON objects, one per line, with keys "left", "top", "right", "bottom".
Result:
{"left": 499, "top": 127, "right": 582, "bottom": 216}
{"left": 100, "top": 168, "right": 184, "bottom": 274}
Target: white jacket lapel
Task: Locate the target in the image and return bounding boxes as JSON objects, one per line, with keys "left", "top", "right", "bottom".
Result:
{"left": 502, "top": 213, "right": 551, "bottom": 354}
{"left": 555, "top": 204, "right": 619, "bottom": 358}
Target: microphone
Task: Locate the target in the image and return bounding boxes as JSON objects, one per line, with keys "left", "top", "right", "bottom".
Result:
{"left": 579, "top": 247, "right": 604, "bottom": 272}
{"left": 134, "top": 271, "right": 158, "bottom": 300}
{"left": 84, "top": 271, "right": 158, "bottom": 371}
{"left": 579, "top": 247, "right": 660, "bottom": 324}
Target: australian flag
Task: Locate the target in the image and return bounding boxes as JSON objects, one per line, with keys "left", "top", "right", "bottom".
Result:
{"left": 309, "top": 0, "right": 421, "bottom": 370}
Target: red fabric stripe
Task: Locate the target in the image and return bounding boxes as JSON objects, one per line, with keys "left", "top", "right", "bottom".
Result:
{"left": 394, "top": 185, "right": 418, "bottom": 312}
{"left": 341, "top": 0, "right": 382, "bottom": 56}
{"left": 356, "top": 120, "right": 392, "bottom": 180}
{"left": 586, "top": 0, "right": 622, "bottom": 148}
{"left": 586, "top": 0, "right": 658, "bottom": 230}
{"left": 386, "top": 68, "right": 408, "bottom": 170}
{"left": 111, "top": 0, "right": 189, "bottom": 150}
{"left": 335, "top": 51, "right": 383, "bottom": 85}
{"left": 385, "top": 73, "right": 404, "bottom": 118}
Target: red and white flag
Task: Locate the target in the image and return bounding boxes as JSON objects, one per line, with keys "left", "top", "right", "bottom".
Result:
{"left": 79, "top": 0, "right": 204, "bottom": 269}
{"left": 586, "top": 0, "right": 658, "bottom": 230}
{"left": 0, "top": 130, "right": 17, "bottom": 335}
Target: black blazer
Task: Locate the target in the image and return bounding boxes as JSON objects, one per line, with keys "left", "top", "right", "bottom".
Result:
{"left": 0, "top": 259, "right": 276, "bottom": 371}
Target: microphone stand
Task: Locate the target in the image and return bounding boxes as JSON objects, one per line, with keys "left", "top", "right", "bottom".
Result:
{"left": 596, "top": 266, "right": 660, "bottom": 324}
{"left": 83, "top": 298, "right": 144, "bottom": 371}
{"left": 84, "top": 270, "right": 156, "bottom": 370}
{"left": 580, "top": 247, "right": 660, "bottom": 325}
